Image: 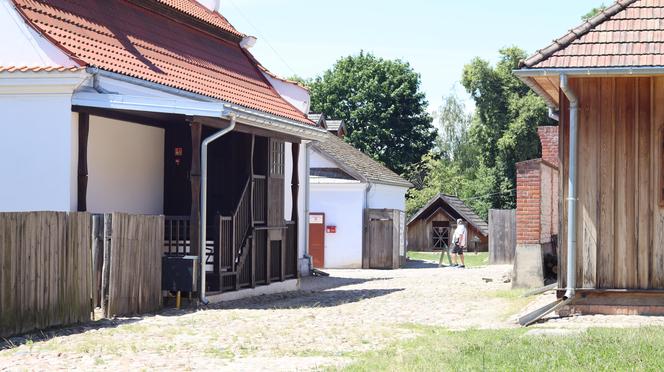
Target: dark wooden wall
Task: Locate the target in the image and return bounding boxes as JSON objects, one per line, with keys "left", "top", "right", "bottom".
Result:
{"left": 559, "top": 76, "right": 664, "bottom": 290}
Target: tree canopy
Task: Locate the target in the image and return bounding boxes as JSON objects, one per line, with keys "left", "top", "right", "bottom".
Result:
{"left": 307, "top": 52, "right": 435, "bottom": 177}
{"left": 407, "top": 47, "right": 551, "bottom": 219}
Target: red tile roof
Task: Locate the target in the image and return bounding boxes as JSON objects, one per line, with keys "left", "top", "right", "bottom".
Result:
{"left": 0, "top": 66, "right": 84, "bottom": 72}
{"left": 519, "top": 0, "right": 664, "bottom": 69}
{"left": 11, "top": 0, "right": 311, "bottom": 124}
{"left": 155, "top": 0, "right": 243, "bottom": 37}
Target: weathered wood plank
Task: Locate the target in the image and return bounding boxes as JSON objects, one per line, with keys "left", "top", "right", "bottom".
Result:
{"left": 598, "top": 77, "right": 616, "bottom": 289}
{"left": 488, "top": 209, "right": 516, "bottom": 264}
{"left": 651, "top": 77, "right": 664, "bottom": 288}
{"left": 637, "top": 77, "right": 651, "bottom": 289}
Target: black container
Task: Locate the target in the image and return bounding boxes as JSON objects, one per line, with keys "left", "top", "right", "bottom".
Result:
{"left": 162, "top": 255, "right": 198, "bottom": 292}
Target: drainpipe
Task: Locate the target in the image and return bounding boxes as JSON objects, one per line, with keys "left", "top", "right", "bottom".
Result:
{"left": 560, "top": 74, "right": 577, "bottom": 300}
{"left": 200, "top": 113, "right": 236, "bottom": 305}
{"left": 548, "top": 106, "right": 559, "bottom": 122}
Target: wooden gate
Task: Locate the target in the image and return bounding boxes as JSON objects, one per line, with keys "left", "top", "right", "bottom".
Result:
{"left": 488, "top": 209, "right": 516, "bottom": 264}
{"left": 364, "top": 209, "right": 405, "bottom": 269}
{"left": 100, "top": 213, "right": 164, "bottom": 318}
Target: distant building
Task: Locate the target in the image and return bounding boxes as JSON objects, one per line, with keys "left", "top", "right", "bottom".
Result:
{"left": 407, "top": 194, "right": 488, "bottom": 252}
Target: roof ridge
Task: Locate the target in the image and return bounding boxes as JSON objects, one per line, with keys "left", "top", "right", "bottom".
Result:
{"left": 519, "top": 0, "right": 639, "bottom": 68}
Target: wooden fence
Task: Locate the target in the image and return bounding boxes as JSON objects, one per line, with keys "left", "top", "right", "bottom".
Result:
{"left": 488, "top": 209, "right": 516, "bottom": 264}
{"left": 101, "top": 213, "right": 164, "bottom": 318}
{"left": 0, "top": 212, "right": 92, "bottom": 338}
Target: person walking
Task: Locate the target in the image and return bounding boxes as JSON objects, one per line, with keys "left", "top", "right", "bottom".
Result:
{"left": 451, "top": 218, "right": 467, "bottom": 268}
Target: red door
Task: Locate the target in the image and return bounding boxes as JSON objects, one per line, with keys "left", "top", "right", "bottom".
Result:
{"left": 309, "top": 213, "right": 325, "bottom": 268}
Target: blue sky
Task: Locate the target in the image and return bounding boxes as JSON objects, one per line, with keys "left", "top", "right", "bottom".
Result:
{"left": 222, "top": 0, "right": 602, "bottom": 113}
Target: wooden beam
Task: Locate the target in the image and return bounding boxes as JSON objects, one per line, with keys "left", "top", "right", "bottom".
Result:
{"left": 77, "top": 113, "right": 90, "bottom": 212}
{"left": 72, "top": 105, "right": 183, "bottom": 129}
{"left": 189, "top": 120, "right": 202, "bottom": 256}
{"left": 250, "top": 134, "right": 256, "bottom": 289}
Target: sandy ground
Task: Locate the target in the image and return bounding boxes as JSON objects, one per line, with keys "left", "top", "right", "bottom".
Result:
{"left": 5, "top": 260, "right": 663, "bottom": 371}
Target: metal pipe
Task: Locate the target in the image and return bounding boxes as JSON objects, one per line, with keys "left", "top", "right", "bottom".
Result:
{"left": 199, "top": 113, "right": 236, "bottom": 304}
{"left": 548, "top": 107, "right": 559, "bottom": 122}
{"left": 560, "top": 74, "right": 577, "bottom": 300}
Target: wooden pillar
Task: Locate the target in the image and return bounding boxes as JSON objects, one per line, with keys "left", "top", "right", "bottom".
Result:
{"left": 250, "top": 135, "right": 257, "bottom": 288}
{"left": 189, "top": 120, "right": 202, "bottom": 256}
{"left": 77, "top": 113, "right": 90, "bottom": 212}
{"left": 291, "top": 143, "right": 300, "bottom": 278}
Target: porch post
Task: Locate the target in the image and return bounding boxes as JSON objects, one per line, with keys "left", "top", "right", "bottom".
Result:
{"left": 77, "top": 113, "right": 90, "bottom": 212}
{"left": 291, "top": 143, "right": 300, "bottom": 278}
{"left": 190, "top": 120, "right": 202, "bottom": 256}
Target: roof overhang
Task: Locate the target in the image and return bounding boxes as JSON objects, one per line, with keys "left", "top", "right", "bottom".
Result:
{"left": 72, "top": 68, "right": 327, "bottom": 140}
{"left": 515, "top": 66, "right": 664, "bottom": 109}
{"left": 0, "top": 69, "right": 87, "bottom": 95}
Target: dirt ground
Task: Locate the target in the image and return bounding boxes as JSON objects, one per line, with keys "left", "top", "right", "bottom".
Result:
{"left": 2, "top": 260, "right": 661, "bottom": 371}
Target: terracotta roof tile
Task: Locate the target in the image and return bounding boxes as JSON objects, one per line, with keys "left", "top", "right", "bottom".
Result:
{"left": 518, "top": 0, "right": 664, "bottom": 69}
{"left": 11, "top": 0, "right": 311, "bottom": 124}
{"left": 155, "top": 0, "right": 242, "bottom": 37}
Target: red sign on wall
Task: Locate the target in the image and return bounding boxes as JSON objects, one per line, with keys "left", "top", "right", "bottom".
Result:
{"left": 326, "top": 225, "right": 336, "bottom": 233}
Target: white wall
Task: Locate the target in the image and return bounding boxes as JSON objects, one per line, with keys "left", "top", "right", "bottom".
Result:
{"left": 87, "top": 116, "right": 164, "bottom": 215}
{"left": 0, "top": 0, "right": 79, "bottom": 69}
{"left": 367, "top": 183, "right": 408, "bottom": 211}
{"left": 0, "top": 93, "right": 78, "bottom": 212}
{"left": 310, "top": 183, "right": 366, "bottom": 268}
{"left": 309, "top": 150, "right": 337, "bottom": 168}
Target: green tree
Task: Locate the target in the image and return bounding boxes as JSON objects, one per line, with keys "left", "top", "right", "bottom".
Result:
{"left": 582, "top": 4, "right": 606, "bottom": 21}
{"left": 461, "top": 46, "right": 551, "bottom": 209}
{"left": 308, "top": 52, "right": 435, "bottom": 176}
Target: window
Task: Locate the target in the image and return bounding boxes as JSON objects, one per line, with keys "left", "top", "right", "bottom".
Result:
{"left": 270, "top": 139, "right": 285, "bottom": 177}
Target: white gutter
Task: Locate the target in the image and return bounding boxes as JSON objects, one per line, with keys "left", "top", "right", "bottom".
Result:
{"left": 199, "top": 113, "right": 236, "bottom": 304}
{"left": 560, "top": 74, "right": 577, "bottom": 300}
{"left": 514, "top": 66, "right": 664, "bottom": 77}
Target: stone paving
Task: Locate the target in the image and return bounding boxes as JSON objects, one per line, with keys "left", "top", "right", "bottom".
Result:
{"left": 0, "top": 262, "right": 524, "bottom": 371}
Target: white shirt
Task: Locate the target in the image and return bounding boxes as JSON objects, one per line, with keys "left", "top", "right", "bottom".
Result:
{"left": 453, "top": 224, "right": 467, "bottom": 247}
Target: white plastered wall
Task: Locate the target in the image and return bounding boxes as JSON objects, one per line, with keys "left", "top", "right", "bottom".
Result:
{"left": 309, "top": 183, "right": 366, "bottom": 268}
{"left": 86, "top": 116, "right": 164, "bottom": 215}
{"left": 367, "top": 183, "right": 408, "bottom": 211}
{"left": 0, "top": 93, "right": 78, "bottom": 212}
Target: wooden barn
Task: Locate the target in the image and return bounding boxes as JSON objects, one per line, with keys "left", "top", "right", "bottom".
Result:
{"left": 516, "top": 0, "right": 664, "bottom": 315}
{"left": 407, "top": 194, "right": 488, "bottom": 252}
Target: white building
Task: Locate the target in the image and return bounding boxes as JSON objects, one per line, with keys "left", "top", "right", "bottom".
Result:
{"left": 307, "top": 130, "right": 412, "bottom": 269}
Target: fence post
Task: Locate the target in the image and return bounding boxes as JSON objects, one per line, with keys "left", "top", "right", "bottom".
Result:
{"left": 101, "top": 213, "right": 112, "bottom": 317}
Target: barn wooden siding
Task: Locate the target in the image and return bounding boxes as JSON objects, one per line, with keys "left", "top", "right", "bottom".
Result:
{"left": 0, "top": 212, "right": 92, "bottom": 338}
{"left": 559, "top": 76, "right": 664, "bottom": 290}
{"left": 102, "top": 213, "right": 164, "bottom": 318}
{"left": 407, "top": 210, "right": 488, "bottom": 252}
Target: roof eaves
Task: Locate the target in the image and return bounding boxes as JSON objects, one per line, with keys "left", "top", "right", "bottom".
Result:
{"left": 519, "top": 0, "right": 638, "bottom": 69}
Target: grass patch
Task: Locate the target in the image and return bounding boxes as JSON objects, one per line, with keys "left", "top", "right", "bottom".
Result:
{"left": 338, "top": 325, "right": 664, "bottom": 371}
{"left": 487, "top": 288, "right": 532, "bottom": 320}
{"left": 407, "top": 251, "right": 489, "bottom": 268}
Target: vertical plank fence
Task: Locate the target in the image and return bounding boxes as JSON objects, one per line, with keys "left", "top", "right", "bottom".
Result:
{"left": 488, "top": 209, "right": 516, "bottom": 264}
{"left": 102, "top": 213, "right": 164, "bottom": 318}
{"left": 0, "top": 212, "right": 92, "bottom": 338}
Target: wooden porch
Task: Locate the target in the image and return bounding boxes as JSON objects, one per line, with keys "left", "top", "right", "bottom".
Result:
{"left": 73, "top": 106, "right": 301, "bottom": 296}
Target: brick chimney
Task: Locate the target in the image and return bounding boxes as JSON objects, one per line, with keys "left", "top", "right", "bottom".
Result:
{"left": 538, "top": 126, "right": 559, "bottom": 167}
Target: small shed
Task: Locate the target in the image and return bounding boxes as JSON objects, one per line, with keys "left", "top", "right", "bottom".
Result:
{"left": 407, "top": 194, "right": 488, "bottom": 252}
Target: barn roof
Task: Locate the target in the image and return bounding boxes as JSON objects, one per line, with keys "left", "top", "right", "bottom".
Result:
{"left": 311, "top": 133, "right": 413, "bottom": 188}
{"left": 8, "top": 0, "right": 312, "bottom": 124}
{"left": 520, "top": 0, "right": 660, "bottom": 69}
{"left": 407, "top": 194, "right": 488, "bottom": 236}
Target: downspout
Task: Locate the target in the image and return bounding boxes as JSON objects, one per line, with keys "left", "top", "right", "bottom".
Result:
{"left": 200, "top": 113, "right": 236, "bottom": 304}
{"left": 560, "top": 74, "right": 577, "bottom": 300}
{"left": 548, "top": 106, "right": 560, "bottom": 122}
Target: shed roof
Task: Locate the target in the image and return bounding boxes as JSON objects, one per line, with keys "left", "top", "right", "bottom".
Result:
{"left": 311, "top": 133, "right": 413, "bottom": 188}
{"left": 520, "top": 0, "right": 660, "bottom": 69}
{"left": 326, "top": 119, "right": 344, "bottom": 132}
{"left": 407, "top": 194, "right": 488, "bottom": 236}
{"left": 9, "top": 0, "right": 312, "bottom": 124}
